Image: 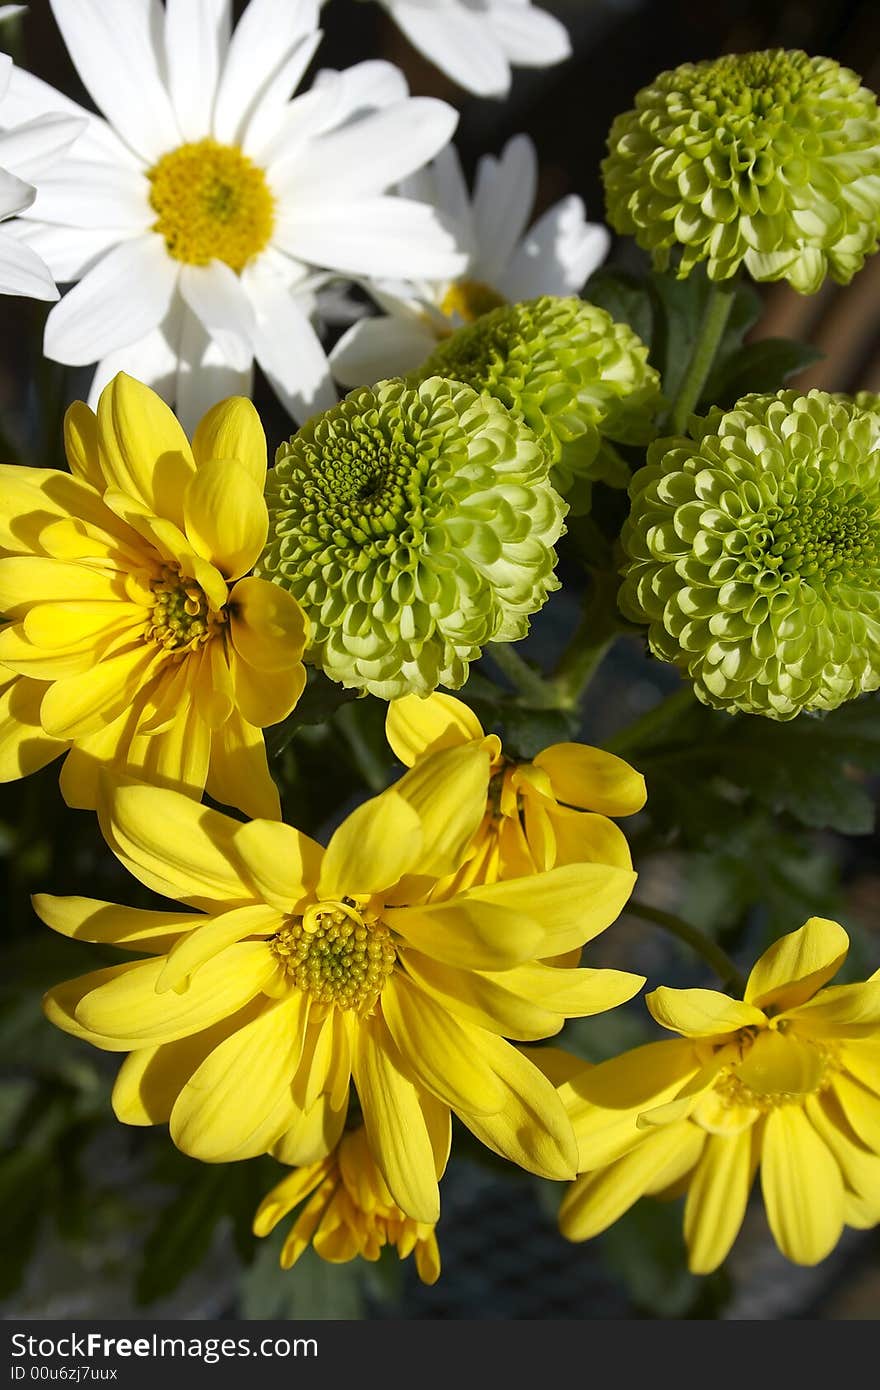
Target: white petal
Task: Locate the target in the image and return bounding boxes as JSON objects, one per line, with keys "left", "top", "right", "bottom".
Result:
{"left": 88, "top": 297, "right": 184, "bottom": 408}
{"left": 0, "top": 225, "right": 57, "bottom": 299}
{"left": 0, "top": 52, "right": 9, "bottom": 102}
{"left": 1, "top": 66, "right": 141, "bottom": 170}
{"left": 49, "top": 0, "right": 181, "bottom": 161}
{"left": 175, "top": 306, "right": 253, "bottom": 435}
{"left": 179, "top": 260, "right": 255, "bottom": 373}
{"left": 275, "top": 195, "right": 467, "bottom": 280}
{"left": 330, "top": 315, "right": 435, "bottom": 388}
{"left": 386, "top": 1, "right": 510, "bottom": 97}
{"left": 0, "top": 165, "right": 33, "bottom": 220}
{"left": 471, "top": 134, "right": 537, "bottom": 283}
{"left": 44, "top": 234, "right": 178, "bottom": 365}
{"left": 0, "top": 114, "right": 86, "bottom": 180}
{"left": 5, "top": 220, "right": 138, "bottom": 283}
{"left": 499, "top": 196, "right": 611, "bottom": 300}
{"left": 402, "top": 143, "right": 476, "bottom": 258}
{"left": 164, "top": 0, "right": 231, "bottom": 140}
{"left": 275, "top": 98, "right": 458, "bottom": 204}
{"left": 244, "top": 260, "right": 336, "bottom": 425}
{"left": 24, "top": 160, "right": 151, "bottom": 230}
{"left": 488, "top": 3, "right": 572, "bottom": 68}
{"left": 313, "top": 59, "right": 409, "bottom": 115}
{"left": 240, "top": 31, "right": 323, "bottom": 158}
{"left": 213, "top": 0, "right": 320, "bottom": 145}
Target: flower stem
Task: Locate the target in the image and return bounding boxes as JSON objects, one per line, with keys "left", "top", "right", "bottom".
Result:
{"left": 627, "top": 899, "right": 747, "bottom": 994}
{"left": 669, "top": 280, "right": 736, "bottom": 435}
{"left": 604, "top": 683, "right": 697, "bottom": 756}
{"left": 489, "top": 642, "right": 557, "bottom": 708}
{"left": 551, "top": 572, "right": 622, "bottom": 710}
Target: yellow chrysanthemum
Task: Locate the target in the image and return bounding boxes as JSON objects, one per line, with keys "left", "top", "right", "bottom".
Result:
{"left": 386, "top": 692, "right": 647, "bottom": 895}
{"left": 557, "top": 918, "right": 880, "bottom": 1271}
{"left": 254, "top": 1127, "right": 442, "bottom": 1285}
{"left": 37, "top": 758, "right": 642, "bottom": 1223}
{"left": 0, "top": 374, "right": 307, "bottom": 819}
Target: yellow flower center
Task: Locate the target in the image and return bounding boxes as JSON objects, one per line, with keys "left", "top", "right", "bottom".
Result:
{"left": 440, "top": 279, "right": 506, "bottom": 325}
{"left": 272, "top": 899, "right": 396, "bottom": 1014}
{"left": 147, "top": 566, "right": 225, "bottom": 652}
{"left": 712, "top": 1027, "right": 838, "bottom": 1112}
{"left": 147, "top": 138, "right": 275, "bottom": 272}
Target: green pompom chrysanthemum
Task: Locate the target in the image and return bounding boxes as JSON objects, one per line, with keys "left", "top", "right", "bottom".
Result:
{"left": 260, "top": 376, "right": 567, "bottom": 700}
{"left": 603, "top": 49, "right": 880, "bottom": 293}
{"left": 619, "top": 390, "right": 880, "bottom": 719}
{"left": 412, "top": 296, "right": 661, "bottom": 510}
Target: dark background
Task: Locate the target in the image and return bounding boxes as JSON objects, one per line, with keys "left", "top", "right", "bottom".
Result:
{"left": 1, "top": 0, "right": 879, "bottom": 1322}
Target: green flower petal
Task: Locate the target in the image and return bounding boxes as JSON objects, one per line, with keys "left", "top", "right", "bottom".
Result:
{"left": 620, "top": 389, "right": 880, "bottom": 718}
{"left": 259, "top": 377, "right": 567, "bottom": 700}
{"left": 603, "top": 50, "right": 880, "bottom": 293}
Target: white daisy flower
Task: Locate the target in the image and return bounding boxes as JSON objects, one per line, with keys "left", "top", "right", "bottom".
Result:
{"left": 6, "top": 0, "right": 464, "bottom": 427}
{"left": 330, "top": 133, "right": 610, "bottom": 387}
{"left": 0, "top": 46, "right": 83, "bottom": 301}
{"left": 362, "top": 0, "right": 572, "bottom": 98}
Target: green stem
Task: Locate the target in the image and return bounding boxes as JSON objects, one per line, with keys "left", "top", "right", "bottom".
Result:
{"left": 605, "top": 684, "right": 696, "bottom": 756}
{"left": 627, "top": 899, "right": 746, "bottom": 993}
{"left": 551, "top": 570, "right": 621, "bottom": 710}
{"left": 669, "top": 281, "right": 736, "bottom": 435}
{"left": 489, "top": 642, "right": 557, "bottom": 708}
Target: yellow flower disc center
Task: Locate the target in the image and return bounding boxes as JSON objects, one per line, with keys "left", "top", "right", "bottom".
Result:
{"left": 272, "top": 900, "right": 396, "bottom": 1014}
{"left": 441, "top": 279, "right": 507, "bottom": 325}
{"left": 147, "top": 566, "right": 224, "bottom": 652}
{"left": 148, "top": 138, "right": 275, "bottom": 272}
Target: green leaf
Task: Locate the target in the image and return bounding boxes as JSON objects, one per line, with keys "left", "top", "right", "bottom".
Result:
{"left": 583, "top": 269, "right": 654, "bottom": 349}
{"left": 600, "top": 1198, "right": 730, "bottom": 1317}
{"left": 703, "top": 337, "right": 824, "bottom": 406}
{"left": 265, "top": 668, "right": 360, "bottom": 758}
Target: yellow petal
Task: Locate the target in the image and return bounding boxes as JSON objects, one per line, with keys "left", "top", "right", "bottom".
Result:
{"left": 102, "top": 486, "right": 194, "bottom": 570}
{"left": 75, "top": 942, "right": 277, "bottom": 1045}
{"left": 392, "top": 742, "right": 492, "bottom": 880}
{"left": 460, "top": 862, "right": 636, "bottom": 956}
{"left": 170, "top": 992, "right": 308, "bottom": 1161}
{"left": 96, "top": 373, "right": 196, "bottom": 528}
{"left": 253, "top": 1158, "right": 334, "bottom": 1237}
{"left": 0, "top": 623, "right": 107, "bottom": 680}
{"left": 386, "top": 898, "right": 543, "bottom": 972}
{"left": 646, "top": 987, "right": 766, "bottom": 1038}
{"left": 280, "top": 1179, "right": 335, "bottom": 1269}
{"left": 559, "top": 1122, "right": 695, "bottom": 1242}
{"left": 352, "top": 1012, "right": 440, "bottom": 1224}
{"left": 831, "top": 1073, "right": 880, "bottom": 1155}
{"left": 183, "top": 458, "right": 267, "bottom": 581}
{"left": 58, "top": 694, "right": 153, "bottom": 810}
{"left": 0, "top": 677, "right": 67, "bottom": 780}
{"left": 786, "top": 979, "right": 880, "bottom": 1034}
{"left": 684, "top": 1127, "right": 756, "bottom": 1273}
{"left": 840, "top": 1040, "right": 880, "bottom": 1096}
{"left": 561, "top": 1039, "right": 700, "bottom": 1112}
{"left": 381, "top": 974, "right": 504, "bottom": 1115}
{"left": 745, "top": 917, "right": 850, "bottom": 1013}
{"left": 272, "top": 1092, "right": 350, "bottom": 1168}
{"left": 0, "top": 556, "right": 125, "bottom": 617}
{"left": 192, "top": 396, "right": 266, "bottom": 488}
{"left": 32, "top": 893, "right": 197, "bottom": 953}
{"left": 205, "top": 707, "right": 282, "bottom": 821}
{"left": 761, "top": 1106, "right": 844, "bottom": 1264}
{"left": 807, "top": 1091, "right": 880, "bottom": 1207}
{"left": 157, "top": 903, "right": 281, "bottom": 993}
{"left": 454, "top": 1032, "right": 578, "bottom": 1180}
{"left": 24, "top": 600, "right": 143, "bottom": 650}
{"left": 734, "top": 1029, "right": 826, "bottom": 1098}
{"left": 111, "top": 1000, "right": 265, "bottom": 1125}
{"left": 318, "top": 790, "right": 423, "bottom": 899}
{"left": 40, "top": 645, "right": 164, "bottom": 739}
{"left": 545, "top": 805, "right": 633, "bottom": 870}
{"left": 98, "top": 779, "right": 257, "bottom": 909}
{"left": 228, "top": 576, "right": 308, "bottom": 673}
{"left": 0, "top": 463, "right": 127, "bottom": 556}
{"left": 519, "top": 1046, "right": 589, "bottom": 1088}
{"left": 43, "top": 961, "right": 153, "bottom": 1051}
{"left": 232, "top": 817, "right": 322, "bottom": 912}
{"left": 533, "top": 743, "right": 647, "bottom": 816}
{"left": 63, "top": 399, "right": 103, "bottom": 489}
{"left": 230, "top": 647, "right": 306, "bottom": 727}
{"left": 385, "top": 692, "right": 484, "bottom": 767}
